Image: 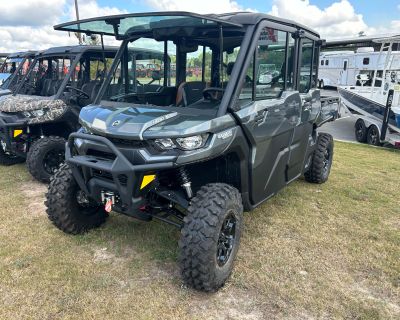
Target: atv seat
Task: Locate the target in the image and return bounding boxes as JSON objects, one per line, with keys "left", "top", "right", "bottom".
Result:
{"left": 176, "top": 81, "right": 207, "bottom": 107}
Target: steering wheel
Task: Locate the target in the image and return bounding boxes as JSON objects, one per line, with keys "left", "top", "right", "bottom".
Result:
{"left": 65, "top": 86, "right": 90, "bottom": 99}
{"left": 203, "top": 87, "right": 225, "bottom": 102}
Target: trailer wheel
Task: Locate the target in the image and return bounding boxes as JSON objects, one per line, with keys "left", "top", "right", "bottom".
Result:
{"left": 367, "top": 125, "right": 381, "bottom": 146}
{"left": 0, "top": 137, "right": 24, "bottom": 166}
{"left": 26, "top": 136, "right": 66, "bottom": 183}
{"left": 304, "top": 133, "right": 334, "bottom": 184}
{"left": 45, "top": 163, "right": 107, "bottom": 234}
{"left": 179, "top": 183, "right": 243, "bottom": 292}
{"left": 354, "top": 119, "right": 368, "bottom": 143}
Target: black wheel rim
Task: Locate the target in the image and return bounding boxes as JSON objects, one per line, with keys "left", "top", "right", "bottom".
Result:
{"left": 217, "top": 212, "right": 237, "bottom": 267}
{"left": 43, "top": 149, "right": 65, "bottom": 175}
{"left": 323, "top": 148, "right": 331, "bottom": 174}
{"left": 355, "top": 122, "right": 364, "bottom": 140}
{"left": 369, "top": 127, "right": 379, "bottom": 145}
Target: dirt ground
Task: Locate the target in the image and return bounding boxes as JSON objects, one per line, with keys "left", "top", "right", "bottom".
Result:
{"left": 0, "top": 141, "right": 399, "bottom": 319}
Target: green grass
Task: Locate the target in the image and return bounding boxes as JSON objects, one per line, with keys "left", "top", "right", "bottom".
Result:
{"left": 0, "top": 142, "right": 399, "bottom": 319}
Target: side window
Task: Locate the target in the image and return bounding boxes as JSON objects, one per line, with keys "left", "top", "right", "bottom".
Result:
{"left": 299, "top": 38, "right": 313, "bottom": 93}
{"left": 237, "top": 52, "right": 254, "bottom": 106}
{"left": 325, "top": 59, "right": 329, "bottom": 66}
{"left": 321, "top": 60, "right": 324, "bottom": 66}
{"left": 255, "top": 28, "right": 287, "bottom": 99}
{"left": 363, "top": 57, "right": 369, "bottom": 65}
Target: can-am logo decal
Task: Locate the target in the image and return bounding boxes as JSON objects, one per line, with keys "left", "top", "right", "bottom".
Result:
{"left": 217, "top": 129, "right": 233, "bottom": 140}
{"left": 112, "top": 120, "right": 121, "bottom": 127}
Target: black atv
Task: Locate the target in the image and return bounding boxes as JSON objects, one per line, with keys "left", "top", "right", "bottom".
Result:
{"left": 0, "top": 51, "right": 37, "bottom": 97}
{"left": 0, "top": 46, "right": 118, "bottom": 178}
{"left": 46, "top": 12, "right": 340, "bottom": 291}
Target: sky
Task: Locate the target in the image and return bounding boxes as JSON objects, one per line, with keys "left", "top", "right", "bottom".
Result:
{"left": 0, "top": 0, "right": 399, "bottom": 52}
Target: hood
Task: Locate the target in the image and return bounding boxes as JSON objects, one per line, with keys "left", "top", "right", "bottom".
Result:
{"left": 0, "top": 94, "right": 67, "bottom": 113}
{"left": 0, "top": 73, "right": 10, "bottom": 84}
{"left": 80, "top": 104, "right": 235, "bottom": 140}
{"left": 0, "top": 89, "right": 11, "bottom": 98}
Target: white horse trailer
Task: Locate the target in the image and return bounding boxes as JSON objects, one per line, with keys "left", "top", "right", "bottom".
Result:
{"left": 318, "top": 48, "right": 400, "bottom": 88}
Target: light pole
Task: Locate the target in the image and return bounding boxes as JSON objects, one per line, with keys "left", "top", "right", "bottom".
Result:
{"left": 74, "top": 0, "right": 82, "bottom": 45}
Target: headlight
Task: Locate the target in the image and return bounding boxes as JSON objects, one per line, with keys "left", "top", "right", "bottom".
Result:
{"left": 176, "top": 135, "right": 204, "bottom": 150}
{"left": 155, "top": 135, "right": 207, "bottom": 151}
{"left": 22, "top": 109, "right": 45, "bottom": 118}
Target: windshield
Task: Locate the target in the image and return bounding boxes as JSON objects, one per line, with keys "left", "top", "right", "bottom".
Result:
{"left": 55, "top": 14, "right": 242, "bottom": 38}
{"left": 17, "top": 50, "right": 116, "bottom": 103}
{"left": 0, "top": 56, "right": 33, "bottom": 90}
{"left": 100, "top": 25, "right": 246, "bottom": 113}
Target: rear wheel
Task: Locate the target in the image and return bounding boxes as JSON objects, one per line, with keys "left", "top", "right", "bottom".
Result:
{"left": 305, "top": 133, "right": 334, "bottom": 184}
{"left": 0, "top": 137, "right": 24, "bottom": 165}
{"left": 179, "top": 183, "right": 243, "bottom": 292}
{"left": 354, "top": 119, "right": 368, "bottom": 143}
{"left": 45, "top": 163, "right": 107, "bottom": 234}
{"left": 26, "top": 136, "right": 66, "bottom": 183}
{"left": 367, "top": 125, "right": 381, "bottom": 146}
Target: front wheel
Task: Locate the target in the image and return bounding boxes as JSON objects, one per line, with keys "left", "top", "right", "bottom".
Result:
{"left": 45, "top": 163, "right": 107, "bottom": 234}
{"left": 179, "top": 183, "right": 243, "bottom": 292}
{"left": 26, "top": 136, "right": 66, "bottom": 183}
{"left": 305, "top": 133, "right": 334, "bottom": 184}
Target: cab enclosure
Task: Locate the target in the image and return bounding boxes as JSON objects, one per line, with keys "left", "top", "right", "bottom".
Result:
{"left": 46, "top": 12, "right": 338, "bottom": 291}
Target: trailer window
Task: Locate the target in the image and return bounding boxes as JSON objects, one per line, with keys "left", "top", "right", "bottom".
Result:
{"left": 325, "top": 60, "right": 329, "bottom": 66}
{"left": 321, "top": 60, "right": 324, "bottom": 66}
{"left": 363, "top": 57, "right": 370, "bottom": 65}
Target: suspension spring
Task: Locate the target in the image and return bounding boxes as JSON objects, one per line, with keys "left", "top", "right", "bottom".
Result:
{"left": 178, "top": 167, "right": 193, "bottom": 199}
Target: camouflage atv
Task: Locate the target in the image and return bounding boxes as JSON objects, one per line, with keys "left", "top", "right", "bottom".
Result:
{"left": 46, "top": 12, "right": 339, "bottom": 291}
{"left": 0, "top": 46, "right": 117, "bottom": 177}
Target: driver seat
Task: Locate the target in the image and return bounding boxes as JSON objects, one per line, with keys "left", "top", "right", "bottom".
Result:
{"left": 176, "top": 81, "right": 207, "bottom": 107}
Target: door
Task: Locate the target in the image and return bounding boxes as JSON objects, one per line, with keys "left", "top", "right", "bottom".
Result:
{"left": 340, "top": 59, "right": 349, "bottom": 85}
{"left": 234, "top": 28, "right": 301, "bottom": 205}
{"left": 287, "top": 37, "right": 319, "bottom": 181}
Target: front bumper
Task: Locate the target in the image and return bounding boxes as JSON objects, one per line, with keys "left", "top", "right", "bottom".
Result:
{"left": 66, "top": 132, "right": 175, "bottom": 216}
{"left": 0, "top": 114, "right": 29, "bottom": 158}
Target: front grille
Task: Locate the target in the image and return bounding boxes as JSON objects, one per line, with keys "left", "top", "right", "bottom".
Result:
{"left": 86, "top": 149, "right": 116, "bottom": 160}
{"left": 93, "top": 169, "right": 113, "bottom": 181}
{"left": 108, "top": 138, "right": 147, "bottom": 148}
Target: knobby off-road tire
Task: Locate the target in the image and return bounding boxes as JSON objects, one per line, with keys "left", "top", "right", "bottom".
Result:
{"left": 0, "top": 137, "right": 24, "bottom": 165}
{"left": 305, "top": 133, "right": 334, "bottom": 184}
{"left": 179, "top": 183, "right": 243, "bottom": 292}
{"left": 26, "top": 136, "right": 66, "bottom": 183}
{"left": 45, "top": 163, "right": 107, "bottom": 234}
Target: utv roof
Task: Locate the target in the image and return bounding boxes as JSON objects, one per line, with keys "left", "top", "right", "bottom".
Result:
{"left": 54, "top": 11, "right": 320, "bottom": 39}
{"left": 36, "top": 45, "right": 119, "bottom": 57}
{"left": 6, "top": 51, "right": 37, "bottom": 59}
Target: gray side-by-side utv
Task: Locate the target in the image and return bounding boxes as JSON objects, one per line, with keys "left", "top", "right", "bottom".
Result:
{"left": 0, "top": 46, "right": 118, "bottom": 178}
{"left": 0, "top": 51, "right": 37, "bottom": 97}
{"left": 46, "top": 12, "right": 340, "bottom": 291}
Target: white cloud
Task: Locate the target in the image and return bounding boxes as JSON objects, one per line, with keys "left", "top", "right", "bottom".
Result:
{"left": 0, "top": 0, "right": 66, "bottom": 27}
{"left": 0, "top": 0, "right": 125, "bottom": 52}
{"left": 145, "top": 0, "right": 254, "bottom": 14}
{"left": 68, "top": 0, "right": 127, "bottom": 20}
{"left": 269, "top": 0, "right": 372, "bottom": 39}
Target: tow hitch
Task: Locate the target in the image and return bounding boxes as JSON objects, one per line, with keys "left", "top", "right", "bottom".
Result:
{"left": 101, "top": 191, "right": 115, "bottom": 213}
